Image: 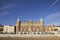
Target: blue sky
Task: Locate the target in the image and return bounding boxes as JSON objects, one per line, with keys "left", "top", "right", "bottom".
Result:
{"left": 0, "top": 0, "right": 60, "bottom": 26}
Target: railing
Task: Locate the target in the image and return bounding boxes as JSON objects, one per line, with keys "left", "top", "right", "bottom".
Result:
{"left": 0, "top": 31, "right": 60, "bottom": 37}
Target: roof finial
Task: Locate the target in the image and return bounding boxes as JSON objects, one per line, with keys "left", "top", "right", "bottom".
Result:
{"left": 40, "top": 17, "right": 44, "bottom": 21}
{"left": 17, "top": 17, "right": 20, "bottom": 21}
{"left": 29, "top": 19, "right": 32, "bottom": 22}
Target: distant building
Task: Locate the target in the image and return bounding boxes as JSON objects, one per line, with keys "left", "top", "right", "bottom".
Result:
{"left": 0, "top": 24, "right": 3, "bottom": 33}
{"left": 3, "top": 25, "right": 14, "bottom": 33}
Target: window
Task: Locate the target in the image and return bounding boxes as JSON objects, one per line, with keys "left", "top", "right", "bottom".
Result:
{"left": 54, "top": 29, "right": 58, "bottom": 31}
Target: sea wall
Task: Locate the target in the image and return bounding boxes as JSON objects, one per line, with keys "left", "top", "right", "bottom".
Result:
{"left": 0, "top": 34, "right": 60, "bottom": 37}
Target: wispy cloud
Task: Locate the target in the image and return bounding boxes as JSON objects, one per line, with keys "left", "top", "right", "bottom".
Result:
{"left": 0, "top": 4, "right": 14, "bottom": 16}
{"left": 47, "top": 12, "right": 60, "bottom": 19}
{"left": 0, "top": 4, "right": 14, "bottom": 10}
{"left": 47, "top": 21, "right": 60, "bottom": 26}
{"left": 0, "top": 11, "right": 10, "bottom": 16}
{"left": 49, "top": 0, "right": 58, "bottom": 8}
{"left": 45, "top": 12, "right": 60, "bottom": 26}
